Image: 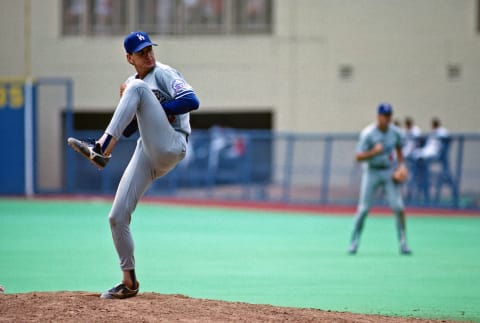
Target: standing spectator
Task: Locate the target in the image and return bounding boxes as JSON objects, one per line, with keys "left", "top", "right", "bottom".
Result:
{"left": 348, "top": 103, "right": 412, "bottom": 255}
{"left": 412, "top": 118, "right": 449, "bottom": 161}
{"left": 408, "top": 118, "right": 451, "bottom": 202}
{"left": 402, "top": 117, "right": 422, "bottom": 159}
{"left": 403, "top": 117, "right": 422, "bottom": 201}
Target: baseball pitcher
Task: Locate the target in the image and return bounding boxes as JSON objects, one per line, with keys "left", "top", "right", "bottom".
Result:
{"left": 68, "top": 31, "right": 200, "bottom": 298}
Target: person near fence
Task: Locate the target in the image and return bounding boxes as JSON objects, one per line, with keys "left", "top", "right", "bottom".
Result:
{"left": 67, "top": 31, "right": 200, "bottom": 299}
{"left": 402, "top": 116, "right": 422, "bottom": 198}
{"left": 402, "top": 116, "right": 422, "bottom": 159}
{"left": 348, "top": 103, "right": 412, "bottom": 255}
{"left": 408, "top": 117, "right": 451, "bottom": 202}
{"left": 411, "top": 117, "right": 449, "bottom": 161}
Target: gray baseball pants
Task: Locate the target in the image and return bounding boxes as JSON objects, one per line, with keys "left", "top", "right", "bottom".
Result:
{"left": 350, "top": 168, "right": 406, "bottom": 246}
{"left": 105, "top": 79, "right": 187, "bottom": 270}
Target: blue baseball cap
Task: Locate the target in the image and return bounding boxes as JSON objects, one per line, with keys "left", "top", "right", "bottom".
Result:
{"left": 377, "top": 103, "right": 393, "bottom": 115}
{"left": 124, "top": 31, "right": 157, "bottom": 54}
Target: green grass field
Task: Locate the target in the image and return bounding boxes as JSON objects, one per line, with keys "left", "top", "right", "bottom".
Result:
{"left": 1, "top": 199, "right": 479, "bottom": 322}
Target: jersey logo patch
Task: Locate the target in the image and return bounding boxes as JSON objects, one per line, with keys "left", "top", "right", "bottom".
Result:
{"left": 172, "top": 79, "right": 187, "bottom": 95}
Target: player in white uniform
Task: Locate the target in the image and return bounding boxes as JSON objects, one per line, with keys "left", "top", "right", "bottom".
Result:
{"left": 68, "top": 31, "right": 199, "bottom": 299}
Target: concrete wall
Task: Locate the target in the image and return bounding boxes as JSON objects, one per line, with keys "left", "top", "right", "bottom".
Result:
{"left": 0, "top": 1, "right": 27, "bottom": 75}
{"left": 2, "top": 0, "right": 478, "bottom": 131}
{"left": 1, "top": 0, "right": 479, "bottom": 190}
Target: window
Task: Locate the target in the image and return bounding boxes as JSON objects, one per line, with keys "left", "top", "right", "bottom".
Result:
{"left": 234, "top": 0, "right": 272, "bottom": 33}
{"left": 137, "top": 0, "right": 176, "bottom": 35}
{"left": 181, "top": 0, "right": 225, "bottom": 34}
{"left": 62, "top": 0, "right": 272, "bottom": 36}
{"left": 62, "top": 0, "right": 127, "bottom": 35}
{"left": 137, "top": 0, "right": 225, "bottom": 35}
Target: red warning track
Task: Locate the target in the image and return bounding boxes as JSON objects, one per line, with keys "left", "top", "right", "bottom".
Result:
{"left": 13, "top": 194, "right": 480, "bottom": 217}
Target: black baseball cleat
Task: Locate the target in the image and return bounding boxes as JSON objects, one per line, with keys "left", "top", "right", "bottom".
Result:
{"left": 100, "top": 282, "right": 139, "bottom": 299}
{"left": 67, "top": 137, "right": 110, "bottom": 169}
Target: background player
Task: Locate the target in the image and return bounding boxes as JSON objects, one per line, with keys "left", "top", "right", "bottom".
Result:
{"left": 348, "top": 103, "right": 412, "bottom": 255}
{"left": 68, "top": 31, "right": 200, "bottom": 299}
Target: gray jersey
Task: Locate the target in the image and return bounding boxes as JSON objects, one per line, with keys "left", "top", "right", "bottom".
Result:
{"left": 357, "top": 123, "right": 404, "bottom": 169}
{"left": 125, "top": 62, "right": 194, "bottom": 135}
{"left": 349, "top": 122, "right": 408, "bottom": 254}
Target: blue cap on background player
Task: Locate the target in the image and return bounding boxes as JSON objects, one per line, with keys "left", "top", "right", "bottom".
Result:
{"left": 124, "top": 31, "right": 157, "bottom": 54}
{"left": 377, "top": 103, "right": 393, "bottom": 115}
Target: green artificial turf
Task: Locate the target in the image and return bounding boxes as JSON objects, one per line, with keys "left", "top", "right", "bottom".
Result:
{"left": 0, "top": 199, "right": 479, "bottom": 322}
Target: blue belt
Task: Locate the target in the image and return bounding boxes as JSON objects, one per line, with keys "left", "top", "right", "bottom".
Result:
{"left": 369, "top": 165, "right": 389, "bottom": 170}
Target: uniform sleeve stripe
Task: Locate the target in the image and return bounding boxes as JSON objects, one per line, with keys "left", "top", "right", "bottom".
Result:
{"left": 175, "top": 90, "right": 194, "bottom": 99}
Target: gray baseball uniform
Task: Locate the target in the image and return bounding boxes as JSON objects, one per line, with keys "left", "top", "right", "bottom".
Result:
{"left": 106, "top": 62, "right": 196, "bottom": 270}
{"left": 349, "top": 122, "right": 408, "bottom": 252}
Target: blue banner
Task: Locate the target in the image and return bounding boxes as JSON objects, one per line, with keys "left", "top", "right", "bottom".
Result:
{"left": 0, "top": 81, "right": 26, "bottom": 194}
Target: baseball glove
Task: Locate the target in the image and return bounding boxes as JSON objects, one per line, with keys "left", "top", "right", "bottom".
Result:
{"left": 392, "top": 164, "right": 409, "bottom": 184}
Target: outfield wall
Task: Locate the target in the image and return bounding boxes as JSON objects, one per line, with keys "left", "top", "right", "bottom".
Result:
{"left": 1, "top": 0, "right": 480, "bottom": 197}
{"left": 63, "top": 129, "right": 480, "bottom": 210}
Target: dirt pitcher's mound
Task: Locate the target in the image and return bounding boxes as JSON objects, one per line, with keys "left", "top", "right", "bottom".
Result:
{"left": 0, "top": 292, "right": 455, "bottom": 322}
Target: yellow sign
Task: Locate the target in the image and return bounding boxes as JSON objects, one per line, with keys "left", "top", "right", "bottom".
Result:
{"left": 0, "top": 82, "right": 24, "bottom": 109}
